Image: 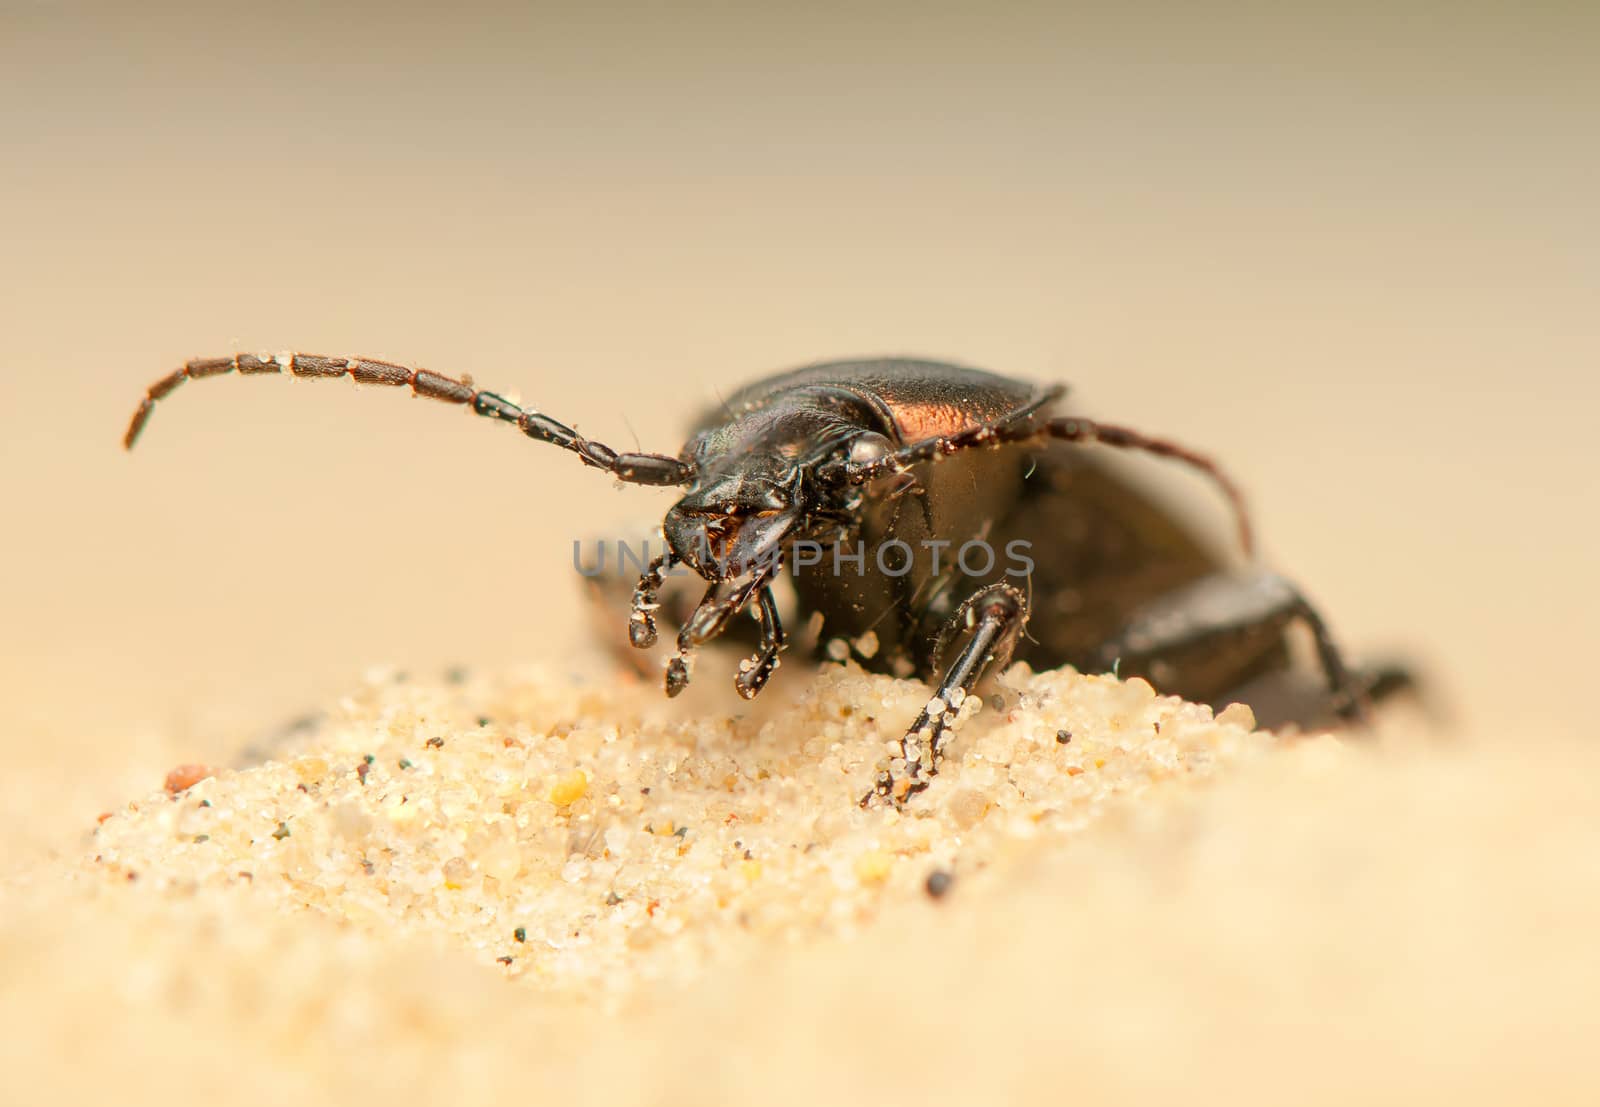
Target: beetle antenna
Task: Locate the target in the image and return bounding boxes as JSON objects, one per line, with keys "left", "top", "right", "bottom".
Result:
{"left": 824, "top": 408, "right": 1255, "bottom": 557}
{"left": 1044, "top": 418, "right": 1255, "bottom": 556}
{"left": 123, "top": 353, "right": 695, "bottom": 487}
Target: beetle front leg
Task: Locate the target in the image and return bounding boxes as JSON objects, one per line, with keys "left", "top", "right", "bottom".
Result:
{"left": 628, "top": 549, "right": 679, "bottom": 649}
{"left": 864, "top": 582, "right": 1028, "bottom": 808}
{"left": 665, "top": 569, "right": 777, "bottom": 698}
{"left": 734, "top": 585, "right": 786, "bottom": 700}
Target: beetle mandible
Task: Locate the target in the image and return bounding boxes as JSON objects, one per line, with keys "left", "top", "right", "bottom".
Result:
{"left": 124, "top": 354, "right": 1381, "bottom": 805}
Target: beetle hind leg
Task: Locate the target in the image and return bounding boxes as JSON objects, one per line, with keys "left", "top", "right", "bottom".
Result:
{"left": 864, "top": 582, "right": 1028, "bottom": 808}
{"left": 1088, "top": 570, "right": 1371, "bottom": 727}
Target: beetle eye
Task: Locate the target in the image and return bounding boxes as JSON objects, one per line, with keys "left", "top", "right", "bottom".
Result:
{"left": 848, "top": 433, "right": 892, "bottom": 466}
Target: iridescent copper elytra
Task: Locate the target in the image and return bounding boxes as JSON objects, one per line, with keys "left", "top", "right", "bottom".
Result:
{"left": 125, "top": 352, "right": 1398, "bottom": 805}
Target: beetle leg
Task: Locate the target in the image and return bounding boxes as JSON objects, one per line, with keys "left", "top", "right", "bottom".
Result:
{"left": 1089, "top": 570, "right": 1370, "bottom": 724}
{"left": 1361, "top": 663, "right": 1419, "bottom": 707}
{"left": 863, "top": 582, "right": 1028, "bottom": 808}
{"left": 665, "top": 581, "right": 719, "bottom": 697}
{"left": 122, "top": 353, "right": 695, "bottom": 487}
{"left": 881, "top": 469, "right": 936, "bottom": 534}
{"left": 665, "top": 569, "right": 776, "bottom": 697}
{"left": 629, "top": 549, "right": 680, "bottom": 649}
{"left": 733, "top": 585, "right": 786, "bottom": 700}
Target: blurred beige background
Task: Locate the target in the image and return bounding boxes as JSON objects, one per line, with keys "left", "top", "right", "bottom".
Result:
{"left": 2, "top": 0, "right": 1597, "bottom": 851}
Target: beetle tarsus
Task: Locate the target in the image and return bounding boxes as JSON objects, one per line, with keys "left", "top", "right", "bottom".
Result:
{"left": 863, "top": 583, "right": 1028, "bottom": 807}
{"left": 629, "top": 550, "right": 679, "bottom": 649}
{"left": 665, "top": 655, "right": 691, "bottom": 697}
{"left": 733, "top": 586, "right": 786, "bottom": 700}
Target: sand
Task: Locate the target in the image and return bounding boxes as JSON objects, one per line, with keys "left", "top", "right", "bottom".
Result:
{"left": 3, "top": 658, "right": 1595, "bottom": 1106}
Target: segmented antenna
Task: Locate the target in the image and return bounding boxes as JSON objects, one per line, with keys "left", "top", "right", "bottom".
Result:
{"left": 123, "top": 353, "right": 694, "bottom": 486}
{"left": 822, "top": 406, "right": 1257, "bottom": 557}
{"left": 1045, "top": 417, "right": 1256, "bottom": 557}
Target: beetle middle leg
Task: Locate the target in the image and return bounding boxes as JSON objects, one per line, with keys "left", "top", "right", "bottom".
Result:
{"left": 734, "top": 586, "right": 787, "bottom": 700}
{"left": 864, "top": 582, "right": 1028, "bottom": 807}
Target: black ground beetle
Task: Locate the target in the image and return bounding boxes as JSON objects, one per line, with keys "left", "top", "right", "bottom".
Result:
{"left": 125, "top": 354, "right": 1392, "bottom": 805}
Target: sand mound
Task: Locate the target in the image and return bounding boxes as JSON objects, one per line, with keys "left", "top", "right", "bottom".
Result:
{"left": 4, "top": 662, "right": 1596, "bottom": 1104}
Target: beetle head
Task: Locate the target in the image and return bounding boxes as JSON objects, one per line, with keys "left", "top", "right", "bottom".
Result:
{"left": 663, "top": 391, "right": 895, "bottom": 584}
{"left": 664, "top": 463, "right": 803, "bottom": 582}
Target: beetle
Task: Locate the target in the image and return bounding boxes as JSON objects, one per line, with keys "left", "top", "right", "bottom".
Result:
{"left": 124, "top": 353, "right": 1386, "bottom": 805}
